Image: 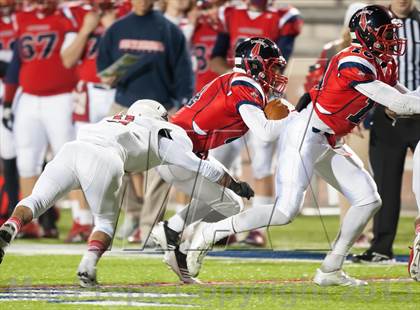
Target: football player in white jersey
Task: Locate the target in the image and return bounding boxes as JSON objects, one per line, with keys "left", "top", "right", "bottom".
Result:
{"left": 0, "top": 99, "right": 253, "bottom": 287}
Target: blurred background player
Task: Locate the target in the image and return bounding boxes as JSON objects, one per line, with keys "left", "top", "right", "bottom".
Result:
{"left": 97, "top": 0, "right": 194, "bottom": 245}
{"left": 300, "top": 2, "right": 372, "bottom": 249}
{"left": 353, "top": 0, "right": 420, "bottom": 263}
{"left": 2, "top": 0, "right": 80, "bottom": 238}
{"left": 60, "top": 0, "right": 132, "bottom": 242}
{"left": 0, "top": 0, "right": 19, "bottom": 226}
{"left": 209, "top": 0, "right": 303, "bottom": 246}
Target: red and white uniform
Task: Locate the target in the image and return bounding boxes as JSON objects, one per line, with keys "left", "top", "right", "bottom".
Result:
{"left": 171, "top": 71, "right": 266, "bottom": 154}
{"left": 0, "top": 15, "right": 17, "bottom": 160}
{"left": 13, "top": 7, "right": 80, "bottom": 177}
{"left": 191, "top": 18, "right": 222, "bottom": 93}
{"left": 62, "top": 3, "right": 131, "bottom": 124}
{"left": 310, "top": 46, "right": 398, "bottom": 138}
{"left": 219, "top": 4, "right": 302, "bottom": 59}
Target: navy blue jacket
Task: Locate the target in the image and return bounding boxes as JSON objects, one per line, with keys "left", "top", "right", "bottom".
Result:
{"left": 97, "top": 11, "right": 194, "bottom": 109}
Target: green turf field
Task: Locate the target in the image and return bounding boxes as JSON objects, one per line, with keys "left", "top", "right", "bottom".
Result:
{"left": 0, "top": 210, "right": 418, "bottom": 309}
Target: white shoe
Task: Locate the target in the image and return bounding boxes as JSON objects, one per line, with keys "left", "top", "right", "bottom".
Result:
{"left": 165, "top": 246, "right": 201, "bottom": 284}
{"left": 409, "top": 234, "right": 420, "bottom": 281}
{"left": 77, "top": 261, "right": 97, "bottom": 288}
{"left": 313, "top": 269, "right": 368, "bottom": 286}
{"left": 187, "top": 222, "right": 212, "bottom": 278}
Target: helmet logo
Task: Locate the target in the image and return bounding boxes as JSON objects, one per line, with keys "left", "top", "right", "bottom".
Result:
{"left": 251, "top": 43, "right": 261, "bottom": 58}
{"left": 356, "top": 8, "right": 373, "bottom": 32}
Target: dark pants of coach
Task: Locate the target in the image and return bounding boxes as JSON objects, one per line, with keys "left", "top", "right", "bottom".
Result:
{"left": 368, "top": 106, "right": 420, "bottom": 257}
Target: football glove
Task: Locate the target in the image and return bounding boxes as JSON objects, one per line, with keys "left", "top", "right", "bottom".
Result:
{"left": 2, "top": 105, "right": 13, "bottom": 131}
{"left": 228, "top": 180, "right": 255, "bottom": 200}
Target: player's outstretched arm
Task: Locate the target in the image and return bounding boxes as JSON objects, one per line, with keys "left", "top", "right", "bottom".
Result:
{"left": 157, "top": 130, "right": 254, "bottom": 198}
{"left": 355, "top": 80, "right": 420, "bottom": 115}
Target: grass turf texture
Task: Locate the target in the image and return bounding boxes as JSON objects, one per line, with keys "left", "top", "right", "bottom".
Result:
{"left": 0, "top": 255, "right": 419, "bottom": 309}
{"left": 12, "top": 209, "right": 415, "bottom": 255}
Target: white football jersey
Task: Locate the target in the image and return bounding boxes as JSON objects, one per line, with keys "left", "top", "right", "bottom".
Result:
{"left": 77, "top": 115, "right": 192, "bottom": 173}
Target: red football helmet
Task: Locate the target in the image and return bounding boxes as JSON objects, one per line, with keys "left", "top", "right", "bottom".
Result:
{"left": 235, "top": 37, "right": 288, "bottom": 95}
{"left": 0, "top": 0, "right": 15, "bottom": 17}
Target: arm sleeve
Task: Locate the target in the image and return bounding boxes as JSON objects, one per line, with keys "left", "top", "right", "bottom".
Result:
{"left": 355, "top": 80, "right": 420, "bottom": 114}
{"left": 238, "top": 104, "right": 285, "bottom": 142}
{"left": 211, "top": 32, "right": 230, "bottom": 59}
{"left": 4, "top": 42, "right": 20, "bottom": 85}
{"left": 158, "top": 134, "right": 225, "bottom": 183}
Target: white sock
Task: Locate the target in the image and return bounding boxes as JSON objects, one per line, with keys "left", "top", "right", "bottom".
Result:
{"left": 252, "top": 196, "right": 273, "bottom": 233}
{"left": 70, "top": 200, "right": 81, "bottom": 223}
{"left": 321, "top": 201, "right": 380, "bottom": 272}
{"left": 79, "top": 209, "right": 93, "bottom": 226}
{"left": 167, "top": 214, "right": 186, "bottom": 232}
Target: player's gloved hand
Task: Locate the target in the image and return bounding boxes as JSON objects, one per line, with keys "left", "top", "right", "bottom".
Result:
{"left": 229, "top": 180, "right": 254, "bottom": 200}
{"left": 2, "top": 105, "right": 13, "bottom": 131}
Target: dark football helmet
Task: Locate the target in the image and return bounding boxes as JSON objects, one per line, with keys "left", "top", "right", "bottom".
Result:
{"left": 349, "top": 5, "right": 406, "bottom": 61}
{"left": 235, "top": 37, "right": 288, "bottom": 95}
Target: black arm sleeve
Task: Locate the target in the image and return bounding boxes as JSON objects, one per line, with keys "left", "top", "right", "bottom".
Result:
{"left": 211, "top": 32, "right": 230, "bottom": 59}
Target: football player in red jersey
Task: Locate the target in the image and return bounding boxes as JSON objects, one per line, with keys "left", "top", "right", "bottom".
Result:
{"left": 191, "top": 0, "right": 225, "bottom": 93}
{"left": 150, "top": 37, "right": 289, "bottom": 283}
{"left": 60, "top": 0, "right": 132, "bottom": 242}
{"left": 209, "top": 0, "right": 303, "bottom": 246}
{"left": 1, "top": 0, "right": 80, "bottom": 238}
{"left": 187, "top": 5, "right": 420, "bottom": 286}
{"left": 0, "top": 0, "right": 19, "bottom": 226}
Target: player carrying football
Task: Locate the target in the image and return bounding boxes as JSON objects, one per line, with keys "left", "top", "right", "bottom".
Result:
{"left": 151, "top": 36, "right": 291, "bottom": 283}
{"left": 0, "top": 99, "right": 253, "bottom": 288}
{"left": 187, "top": 5, "right": 420, "bottom": 286}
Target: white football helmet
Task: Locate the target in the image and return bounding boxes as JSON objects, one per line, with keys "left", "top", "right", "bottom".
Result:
{"left": 127, "top": 99, "right": 168, "bottom": 121}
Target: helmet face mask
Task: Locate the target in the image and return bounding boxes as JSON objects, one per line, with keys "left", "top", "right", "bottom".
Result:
{"left": 350, "top": 5, "right": 407, "bottom": 61}
{"left": 235, "top": 37, "right": 288, "bottom": 96}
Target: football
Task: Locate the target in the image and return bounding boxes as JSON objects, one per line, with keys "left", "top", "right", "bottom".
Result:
{"left": 264, "top": 98, "right": 290, "bottom": 120}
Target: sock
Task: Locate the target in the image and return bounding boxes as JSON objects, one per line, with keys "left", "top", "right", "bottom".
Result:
{"left": 252, "top": 196, "right": 273, "bottom": 233}
{"left": 81, "top": 239, "right": 107, "bottom": 267}
{"left": 1, "top": 217, "right": 23, "bottom": 242}
{"left": 416, "top": 224, "right": 420, "bottom": 236}
{"left": 2, "top": 158, "right": 19, "bottom": 215}
{"left": 79, "top": 209, "right": 93, "bottom": 226}
{"left": 322, "top": 201, "right": 380, "bottom": 272}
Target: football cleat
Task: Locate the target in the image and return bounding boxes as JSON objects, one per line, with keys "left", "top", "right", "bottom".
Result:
{"left": 0, "top": 223, "right": 16, "bottom": 264}
{"left": 314, "top": 269, "right": 368, "bottom": 286}
{"left": 243, "top": 230, "right": 266, "bottom": 247}
{"left": 77, "top": 262, "right": 98, "bottom": 288}
{"left": 351, "top": 251, "right": 396, "bottom": 264}
{"left": 150, "top": 221, "right": 179, "bottom": 251}
{"left": 408, "top": 234, "right": 420, "bottom": 281}
{"left": 65, "top": 222, "right": 92, "bottom": 243}
{"left": 187, "top": 222, "right": 212, "bottom": 278}
{"left": 165, "top": 246, "right": 201, "bottom": 284}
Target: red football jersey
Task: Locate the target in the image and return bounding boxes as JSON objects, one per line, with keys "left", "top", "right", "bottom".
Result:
{"left": 310, "top": 46, "right": 398, "bottom": 137}
{"left": 0, "top": 17, "right": 16, "bottom": 59}
{"left": 220, "top": 4, "right": 303, "bottom": 59}
{"left": 191, "top": 19, "right": 222, "bottom": 93}
{"left": 68, "top": 3, "right": 132, "bottom": 83}
{"left": 14, "top": 9, "right": 79, "bottom": 95}
{"left": 171, "top": 71, "right": 266, "bottom": 153}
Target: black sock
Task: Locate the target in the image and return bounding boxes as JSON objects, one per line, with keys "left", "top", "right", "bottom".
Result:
{"left": 2, "top": 158, "right": 19, "bottom": 216}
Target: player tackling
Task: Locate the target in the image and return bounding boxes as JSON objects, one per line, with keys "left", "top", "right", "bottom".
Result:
{"left": 0, "top": 99, "right": 253, "bottom": 288}
{"left": 187, "top": 5, "right": 420, "bottom": 286}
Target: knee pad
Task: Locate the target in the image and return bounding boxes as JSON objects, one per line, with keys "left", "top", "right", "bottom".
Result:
{"left": 356, "top": 198, "right": 382, "bottom": 213}
{"left": 210, "top": 189, "right": 244, "bottom": 217}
